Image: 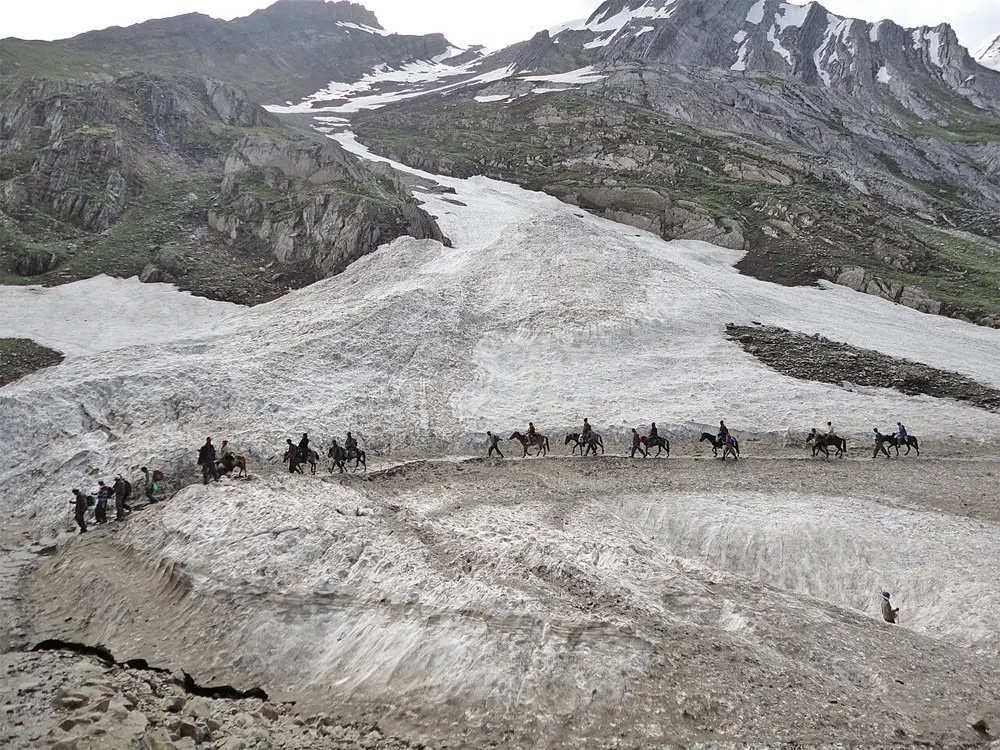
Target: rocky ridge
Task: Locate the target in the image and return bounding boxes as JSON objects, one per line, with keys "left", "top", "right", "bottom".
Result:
{"left": 728, "top": 323, "right": 1000, "bottom": 412}
{"left": 0, "top": 1, "right": 454, "bottom": 103}
{"left": 0, "top": 72, "right": 444, "bottom": 304}
{"left": 1, "top": 648, "right": 422, "bottom": 750}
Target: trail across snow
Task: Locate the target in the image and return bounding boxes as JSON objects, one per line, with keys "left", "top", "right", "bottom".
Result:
{"left": 5, "top": 123, "right": 1000, "bottom": 747}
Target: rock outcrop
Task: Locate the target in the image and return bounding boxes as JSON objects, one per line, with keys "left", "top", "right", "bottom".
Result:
{"left": 0, "top": 72, "right": 445, "bottom": 303}
{"left": 209, "top": 134, "right": 447, "bottom": 276}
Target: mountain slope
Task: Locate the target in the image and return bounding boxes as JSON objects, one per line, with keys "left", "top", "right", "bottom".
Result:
{"left": 0, "top": 0, "right": 454, "bottom": 103}
{"left": 979, "top": 34, "right": 1000, "bottom": 71}
{"left": 3, "top": 159, "right": 1000, "bottom": 746}
{"left": 0, "top": 73, "right": 444, "bottom": 303}
{"left": 337, "top": 0, "right": 1000, "bottom": 327}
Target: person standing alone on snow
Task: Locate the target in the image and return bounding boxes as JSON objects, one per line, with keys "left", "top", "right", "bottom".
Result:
{"left": 881, "top": 591, "right": 899, "bottom": 624}
{"left": 198, "top": 437, "right": 217, "bottom": 484}
{"left": 487, "top": 431, "right": 504, "bottom": 458}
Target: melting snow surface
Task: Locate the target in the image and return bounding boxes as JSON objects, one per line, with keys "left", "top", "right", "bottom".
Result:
{"left": 878, "top": 65, "right": 892, "bottom": 84}
{"left": 746, "top": 0, "right": 767, "bottom": 25}
{"left": 519, "top": 66, "right": 607, "bottom": 84}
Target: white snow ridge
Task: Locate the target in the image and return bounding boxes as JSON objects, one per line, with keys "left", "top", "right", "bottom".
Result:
{"left": 5, "top": 125, "right": 1000, "bottom": 744}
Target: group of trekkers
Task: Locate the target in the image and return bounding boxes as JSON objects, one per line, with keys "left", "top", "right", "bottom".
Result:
{"left": 70, "top": 467, "right": 163, "bottom": 533}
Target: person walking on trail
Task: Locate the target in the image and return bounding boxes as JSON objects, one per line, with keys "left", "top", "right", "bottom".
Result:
{"left": 872, "top": 428, "right": 891, "bottom": 458}
{"left": 285, "top": 438, "right": 299, "bottom": 472}
{"left": 198, "top": 437, "right": 218, "bottom": 484}
{"left": 94, "top": 481, "right": 112, "bottom": 524}
{"left": 487, "top": 431, "right": 504, "bottom": 458}
{"left": 630, "top": 428, "right": 648, "bottom": 458}
{"left": 881, "top": 591, "right": 899, "bottom": 624}
{"left": 71, "top": 489, "right": 89, "bottom": 533}
{"left": 113, "top": 475, "right": 132, "bottom": 521}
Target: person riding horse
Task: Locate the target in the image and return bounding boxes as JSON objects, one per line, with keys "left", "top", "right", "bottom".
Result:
{"left": 345, "top": 431, "right": 358, "bottom": 459}
{"left": 527, "top": 422, "right": 537, "bottom": 440}
{"left": 649, "top": 422, "right": 659, "bottom": 441}
{"left": 298, "top": 433, "right": 310, "bottom": 463}
{"left": 718, "top": 420, "right": 730, "bottom": 445}
{"left": 895, "top": 422, "right": 908, "bottom": 441}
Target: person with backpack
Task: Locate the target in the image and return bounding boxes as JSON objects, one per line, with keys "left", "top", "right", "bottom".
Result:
{"left": 95, "top": 481, "right": 112, "bottom": 524}
{"left": 113, "top": 475, "right": 132, "bottom": 521}
{"left": 140, "top": 467, "right": 163, "bottom": 502}
{"left": 198, "top": 437, "right": 217, "bottom": 484}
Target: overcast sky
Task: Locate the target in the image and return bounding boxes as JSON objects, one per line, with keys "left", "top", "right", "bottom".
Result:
{"left": 3, "top": 0, "right": 999, "bottom": 53}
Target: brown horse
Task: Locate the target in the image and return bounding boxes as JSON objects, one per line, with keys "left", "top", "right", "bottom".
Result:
{"left": 217, "top": 452, "right": 248, "bottom": 478}
{"left": 510, "top": 431, "right": 549, "bottom": 457}
{"left": 284, "top": 446, "right": 318, "bottom": 474}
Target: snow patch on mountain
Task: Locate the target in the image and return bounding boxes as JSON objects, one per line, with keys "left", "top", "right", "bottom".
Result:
{"left": 336, "top": 21, "right": 391, "bottom": 36}
{"left": 746, "top": 0, "right": 767, "bottom": 25}
{"left": 976, "top": 35, "right": 1000, "bottom": 71}
{"left": 0, "top": 276, "right": 237, "bottom": 357}
{"left": 519, "top": 66, "right": 607, "bottom": 84}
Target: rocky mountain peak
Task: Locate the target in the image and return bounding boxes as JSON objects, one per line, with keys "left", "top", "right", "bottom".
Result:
{"left": 246, "top": 0, "right": 384, "bottom": 31}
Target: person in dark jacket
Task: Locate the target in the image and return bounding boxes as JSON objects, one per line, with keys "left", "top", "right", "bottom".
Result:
{"left": 71, "top": 489, "right": 89, "bottom": 533}
{"left": 344, "top": 432, "right": 358, "bottom": 457}
{"left": 94, "top": 481, "right": 112, "bottom": 524}
{"left": 717, "top": 420, "right": 730, "bottom": 444}
{"left": 872, "top": 428, "right": 891, "bottom": 458}
{"left": 881, "top": 591, "right": 899, "bottom": 624}
{"left": 630, "top": 428, "right": 647, "bottom": 458}
{"left": 487, "top": 431, "right": 504, "bottom": 458}
{"left": 113, "top": 475, "right": 132, "bottom": 521}
{"left": 581, "top": 418, "right": 592, "bottom": 438}
{"left": 298, "top": 433, "right": 310, "bottom": 462}
{"left": 649, "top": 422, "right": 659, "bottom": 440}
{"left": 198, "top": 437, "right": 217, "bottom": 484}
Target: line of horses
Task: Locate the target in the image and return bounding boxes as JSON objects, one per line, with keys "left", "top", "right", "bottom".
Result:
{"left": 282, "top": 440, "right": 368, "bottom": 475}
{"left": 507, "top": 428, "right": 919, "bottom": 462}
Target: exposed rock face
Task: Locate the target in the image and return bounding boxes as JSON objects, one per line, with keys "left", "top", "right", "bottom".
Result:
{"left": 209, "top": 134, "right": 447, "bottom": 276}
{"left": 0, "top": 72, "right": 444, "bottom": 302}
{"left": 553, "top": 0, "right": 1000, "bottom": 114}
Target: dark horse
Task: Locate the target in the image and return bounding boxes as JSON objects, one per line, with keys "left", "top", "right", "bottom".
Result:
{"left": 510, "top": 431, "right": 549, "bottom": 457}
{"left": 885, "top": 434, "right": 920, "bottom": 456}
{"left": 328, "top": 441, "right": 367, "bottom": 473}
{"left": 806, "top": 432, "right": 847, "bottom": 458}
{"left": 565, "top": 432, "right": 604, "bottom": 455}
{"left": 640, "top": 435, "right": 670, "bottom": 457}
{"left": 700, "top": 432, "right": 739, "bottom": 458}
{"left": 284, "top": 446, "right": 319, "bottom": 475}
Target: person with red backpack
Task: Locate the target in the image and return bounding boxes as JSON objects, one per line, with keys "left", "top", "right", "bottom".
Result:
{"left": 141, "top": 466, "right": 164, "bottom": 502}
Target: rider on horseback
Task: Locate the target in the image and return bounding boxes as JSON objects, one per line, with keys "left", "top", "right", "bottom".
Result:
{"left": 582, "top": 418, "right": 592, "bottom": 439}
{"left": 718, "top": 421, "right": 729, "bottom": 445}
{"left": 345, "top": 431, "right": 358, "bottom": 458}
{"left": 649, "top": 422, "right": 658, "bottom": 441}
{"left": 527, "top": 422, "right": 537, "bottom": 441}
{"left": 826, "top": 421, "right": 834, "bottom": 435}
{"left": 895, "top": 422, "right": 908, "bottom": 441}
